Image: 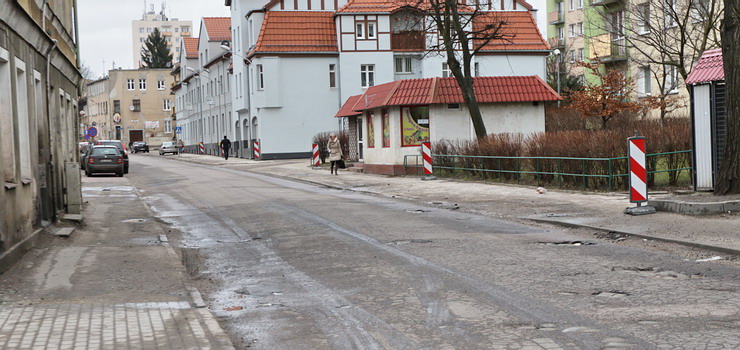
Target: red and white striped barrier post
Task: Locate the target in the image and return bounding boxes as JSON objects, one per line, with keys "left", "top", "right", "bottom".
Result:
{"left": 199, "top": 142, "right": 205, "bottom": 155}
{"left": 312, "top": 143, "right": 320, "bottom": 167}
{"left": 421, "top": 141, "right": 436, "bottom": 180}
{"left": 625, "top": 131, "right": 655, "bottom": 215}
{"left": 254, "top": 140, "right": 260, "bottom": 160}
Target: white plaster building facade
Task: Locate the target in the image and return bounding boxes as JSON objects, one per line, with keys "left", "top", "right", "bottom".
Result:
{"left": 132, "top": 3, "right": 193, "bottom": 68}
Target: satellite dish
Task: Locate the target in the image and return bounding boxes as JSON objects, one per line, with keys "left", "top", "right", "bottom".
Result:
{"left": 129, "top": 106, "right": 135, "bottom": 111}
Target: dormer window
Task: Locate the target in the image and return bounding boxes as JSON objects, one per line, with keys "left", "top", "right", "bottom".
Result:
{"left": 356, "top": 23, "right": 365, "bottom": 39}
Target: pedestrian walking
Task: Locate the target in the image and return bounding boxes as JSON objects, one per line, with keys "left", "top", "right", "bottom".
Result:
{"left": 327, "top": 133, "right": 343, "bottom": 175}
{"left": 221, "top": 135, "right": 232, "bottom": 160}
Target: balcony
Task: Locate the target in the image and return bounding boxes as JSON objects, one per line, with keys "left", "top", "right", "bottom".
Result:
{"left": 181, "top": 31, "right": 191, "bottom": 37}
{"left": 391, "top": 31, "right": 425, "bottom": 51}
{"left": 548, "top": 37, "right": 565, "bottom": 49}
{"left": 603, "top": 36, "right": 628, "bottom": 62}
{"left": 591, "top": 0, "right": 623, "bottom": 6}
{"left": 548, "top": 11, "right": 565, "bottom": 25}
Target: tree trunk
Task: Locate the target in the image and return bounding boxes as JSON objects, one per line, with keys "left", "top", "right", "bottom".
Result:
{"left": 716, "top": 1, "right": 740, "bottom": 195}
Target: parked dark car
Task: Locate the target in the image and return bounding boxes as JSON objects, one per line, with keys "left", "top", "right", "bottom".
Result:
{"left": 85, "top": 146, "right": 124, "bottom": 177}
{"left": 132, "top": 141, "right": 149, "bottom": 153}
{"left": 79, "top": 143, "right": 94, "bottom": 169}
{"left": 95, "top": 140, "right": 129, "bottom": 173}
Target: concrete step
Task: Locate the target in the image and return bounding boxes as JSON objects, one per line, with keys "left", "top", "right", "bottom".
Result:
{"left": 53, "top": 227, "right": 75, "bottom": 237}
{"left": 348, "top": 162, "right": 364, "bottom": 173}
{"left": 62, "top": 214, "right": 83, "bottom": 223}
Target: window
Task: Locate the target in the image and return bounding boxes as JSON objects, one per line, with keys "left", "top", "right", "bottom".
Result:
{"left": 175, "top": 27, "right": 179, "bottom": 33}
{"left": 637, "top": 4, "right": 651, "bottom": 34}
{"left": 568, "top": 0, "right": 574, "bottom": 11}
{"left": 382, "top": 109, "right": 390, "bottom": 148}
{"left": 182, "top": 26, "right": 189, "bottom": 33}
{"left": 447, "top": 103, "right": 461, "bottom": 110}
{"left": 1, "top": 52, "right": 16, "bottom": 182}
{"left": 163, "top": 99, "right": 172, "bottom": 110}
{"left": 147, "top": 28, "right": 152, "bottom": 33}
{"left": 15, "top": 60, "right": 31, "bottom": 179}
{"left": 610, "top": 11, "right": 624, "bottom": 38}
{"left": 366, "top": 111, "right": 375, "bottom": 148}
{"left": 664, "top": 0, "right": 677, "bottom": 28}
{"left": 568, "top": 50, "right": 576, "bottom": 63}
{"left": 474, "top": 62, "right": 480, "bottom": 77}
{"left": 395, "top": 57, "right": 412, "bottom": 73}
{"left": 356, "top": 23, "right": 364, "bottom": 39}
{"left": 114, "top": 100, "right": 120, "bottom": 114}
{"left": 569, "top": 24, "right": 575, "bottom": 37}
{"left": 127, "top": 79, "right": 135, "bottom": 90}
{"left": 401, "top": 106, "right": 429, "bottom": 147}
{"left": 691, "top": 0, "right": 710, "bottom": 22}
{"left": 132, "top": 99, "right": 141, "bottom": 112}
{"left": 664, "top": 65, "right": 678, "bottom": 93}
{"left": 329, "top": 64, "right": 336, "bottom": 87}
{"left": 367, "top": 22, "right": 376, "bottom": 39}
{"left": 637, "top": 66, "right": 652, "bottom": 96}
{"left": 157, "top": 80, "right": 166, "bottom": 90}
{"left": 139, "top": 79, "right": 146, "bottom": 90}
{"left": 578, "top": 48, "right": 584, "bottom": 61}
{"left": 360, "top": 64, "right": 374, "bottom": 88}
{"left": 257, "top": 64, "right": 264, "bottom": 90}
{"left": 577, "top": 0, "right": 583, "bottom": 8}
{"left": 442, "top": 63, "right": 452, "bottom": 77}
{"left": 139, "top": 38, "right": 144, "bottom": 43}
{"left": 139, "top": 28, "right": 144, "bottom": 33}
{"left": 557, "top": 26, "right": 564, "bottom": 40}
{"left": 164, "top": 120, "right": 173, "bottom": 133}
{"left": 578, "top": 22, "right": 584, "bottom": 36}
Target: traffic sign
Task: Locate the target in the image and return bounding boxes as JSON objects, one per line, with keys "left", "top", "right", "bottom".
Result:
{"left": 174, "top": 126, "right": 182, "bottom": 134}
{"left": 87, "top": 127, "right": 98, "bottom": 138}
{"left": 84, "top": 134, "right": 90, "bottom": 140}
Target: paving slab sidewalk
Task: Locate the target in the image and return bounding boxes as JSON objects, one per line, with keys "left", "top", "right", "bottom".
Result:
{"left": 0, "top": 174, "right": 234, "bottom": 349}
{"left": 172, "top": 154, "right": 740, "bottom": 255}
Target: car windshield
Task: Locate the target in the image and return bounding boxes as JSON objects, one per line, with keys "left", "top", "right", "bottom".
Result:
{"left": 98, "top": 141, "right": 123, "bottom": 150}
{"left": 92, "top": 147, "right": 119, "bottom": 156}
{"left": 162, "top": 142, "right": 175, "bottom": 147}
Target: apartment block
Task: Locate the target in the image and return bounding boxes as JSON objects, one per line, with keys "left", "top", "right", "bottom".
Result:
{"left": 132, "top": 3, "right": 193, "bottom": 68}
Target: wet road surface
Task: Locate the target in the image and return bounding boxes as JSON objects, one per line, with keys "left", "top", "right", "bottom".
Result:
{"left": 128, "top": 154, "right": 740, "bottom": 350}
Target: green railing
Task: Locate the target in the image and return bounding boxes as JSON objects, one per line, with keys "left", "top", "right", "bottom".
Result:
{"left": 403, "top": 150, "right": 692, "bottom": 191}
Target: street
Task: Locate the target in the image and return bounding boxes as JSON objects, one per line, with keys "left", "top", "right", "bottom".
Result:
{"left": 127, "top": 154, "right": 740, "bottom": 350}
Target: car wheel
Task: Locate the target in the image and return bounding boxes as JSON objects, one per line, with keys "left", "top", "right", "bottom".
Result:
{"left": 85, "top": 170, "right": 91, "bottom": 177}
{"left": 117, "top": 172, "right": 124, "bottom": 177}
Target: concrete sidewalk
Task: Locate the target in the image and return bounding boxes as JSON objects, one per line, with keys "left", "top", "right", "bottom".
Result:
{"left": 0, "top": 174, "right": 234, "bottom": 349}
{"left": 171, "top": 153, "right": 740, "bottom": 256}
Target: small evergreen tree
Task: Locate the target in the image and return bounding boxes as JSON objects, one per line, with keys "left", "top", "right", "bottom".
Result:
{"left": 140, "top": 28, "right": 173, "bottom": 69}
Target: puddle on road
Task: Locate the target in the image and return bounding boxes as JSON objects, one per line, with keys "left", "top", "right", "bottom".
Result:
{"left": 592, "top": 290, "right": 630, "bottom": 297}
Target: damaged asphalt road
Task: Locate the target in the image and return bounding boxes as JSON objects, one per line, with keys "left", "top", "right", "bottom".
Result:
{"left": 128, "top": 155, "right": 740, "bottom": 350}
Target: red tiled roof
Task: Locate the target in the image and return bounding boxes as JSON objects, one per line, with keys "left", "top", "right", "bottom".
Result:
{"left": 685, "top": 49, "right": 724, "bottom": 85}
{"left": 183, "top": 37, "right": 199, "bottom": 59}
{"left": 337, "top": 0, "right": 531, "bottom": 13}
{"left": 203, "top": 17, "right": 231, "bottom": 42}
{"left": 346, "top": 76, "right": 560, "bottom": 112}
{"left": 335, "top": 95, "right": 363, "bottom": 117}
{"left": 475, "top": 11, "right": 548, "bottom": 52}
{"left": 253, "top": 11, "right": 337, "bottom": 54}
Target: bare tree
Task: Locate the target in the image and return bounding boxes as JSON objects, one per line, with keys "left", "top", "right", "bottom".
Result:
{"left": 715, "top": 0, "right": 740, "bottom": 194}
{"left": 413, "top": 0, "right": 512, "bottom": 139}
{"left": 590, "top": 0, "right": 722, "bottom": 120}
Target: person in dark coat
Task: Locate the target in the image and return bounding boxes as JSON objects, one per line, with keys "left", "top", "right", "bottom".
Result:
{"left": 220, "top": 136, "right": 232, "bottom": 160}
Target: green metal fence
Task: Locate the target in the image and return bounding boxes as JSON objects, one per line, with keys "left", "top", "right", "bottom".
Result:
{"left": 403, "top": 150, "right": 693, "bottom": 191}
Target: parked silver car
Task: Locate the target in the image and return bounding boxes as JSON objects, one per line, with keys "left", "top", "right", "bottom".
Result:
{"left": 159, "top": 141, "right": 179, "bottom": 155}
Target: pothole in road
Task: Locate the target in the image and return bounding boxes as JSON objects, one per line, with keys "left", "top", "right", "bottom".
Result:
{"left": 594, "top": 231, "right": 629, "bottom": 241}
{"left": 592, "top": 290, "right": 630, "bottom": 297}
{"left": 388, "top": 239, "right": 433, "bottom": 245}
{"left": 540, "top": 241, "right": 595, "bottom": 246}
{"left": 405, "top": 209, "right": 429, "bottom": 214}
{"left": 612, "top": 266, "right": 700, "bottom": 280}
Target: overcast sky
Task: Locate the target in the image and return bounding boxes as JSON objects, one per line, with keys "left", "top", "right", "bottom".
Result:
{"left": 78, "top": 0, "right": 230, "bottom": 78}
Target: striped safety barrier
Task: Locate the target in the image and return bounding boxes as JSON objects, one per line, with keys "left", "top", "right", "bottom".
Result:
{"left": 628, "top": 135, "right": 647, "bottom": 203}
{"left": 199, "top": 142, "right": 205, "bottom": 155}
{"left": 254, "top": 140, "right": 260, "bottom": 159}
{"left": 422, "top": 141, "right": 433, "bottom": 176}
{"left": 312, "top": 143, "right": 320, "bottom": 167}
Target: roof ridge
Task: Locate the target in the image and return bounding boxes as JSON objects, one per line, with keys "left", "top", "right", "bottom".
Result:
{"left": 429, "top": 77, "right": 439, "bottom": 104}
{"left": 383, "top": 80, "right": 402, "bottom": 107}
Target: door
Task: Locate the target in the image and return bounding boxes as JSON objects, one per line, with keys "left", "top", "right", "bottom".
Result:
{"left": 692, "top": 85, "right": 712, "bottom": 190}
{"left": 357, "top": 116, "right": 364, "bottom": 161}
{"left": 129, "top": 130, "right": 144, "bottom": 142}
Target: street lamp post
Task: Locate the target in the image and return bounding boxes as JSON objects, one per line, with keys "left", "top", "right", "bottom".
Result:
{"left": 552, "top": 49, "right": 561, "bottom": 107}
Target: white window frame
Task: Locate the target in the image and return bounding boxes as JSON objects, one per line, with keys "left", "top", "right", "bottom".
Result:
{"left": 638, "top": 66, "right": 652, "bottom": 97}
{"left": 360, "top": 64, "right": 374, "bottom": 88}
{"left": 577, "top": 48, "right": 584, "bottom": 61}
{"left": 139, "top": 78, "right": 147, "bottom": 90}
{"left": 442, "top": 63, "right": 452, "bottom": 77}
{"left": 127, "top": 79, "right": 135, "bottom": 90}
{"left": 578, "top": 22, "right": 584, "bottom": 36}
{"left": 664, "top": 0, "right": 677, "bottom": 29}
{"left": 157, "top": 80, "right": 166, "bottom": 90}
{"left": 257, "top": 64, "right": 264, "bottom": 90}
{"left": 329, "top": 64, "right": 337, "bottom": 87}
{"left": 557, "top": 26, "right": 564, "bottom": 40}
{"left": 568, "top": 50, "right": 576, "bottom": 63}
{"left": 474, "top": 62, "right": 480, "bottom": 77}
{"left": 568, "top": 24, "right": 575, "bottom": 38}
{"left": 664, "top": 65, "right": 678, "bottom": 94}
{"left": 395, "top": 57, "right": 412, "bottom": 74}
{"left": 577, "top": 0, "right": 583, "bottom": 9}
{"left": 568, "top": 0, "right": 574, "bottom": 11}
{"left": 164, "top": 119, "right": 173, "bottom": 133}
{"left": 367, "top": 22, "right": 376, "bottom": 39}
{"left": 163, "top": 99, "right": 172, "bottom": 111}
{"left": 356, "top": 22, "right": 365, "bottom": 39}
{"left": 637, "top": 3, "right": 651, "bottom": 35}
